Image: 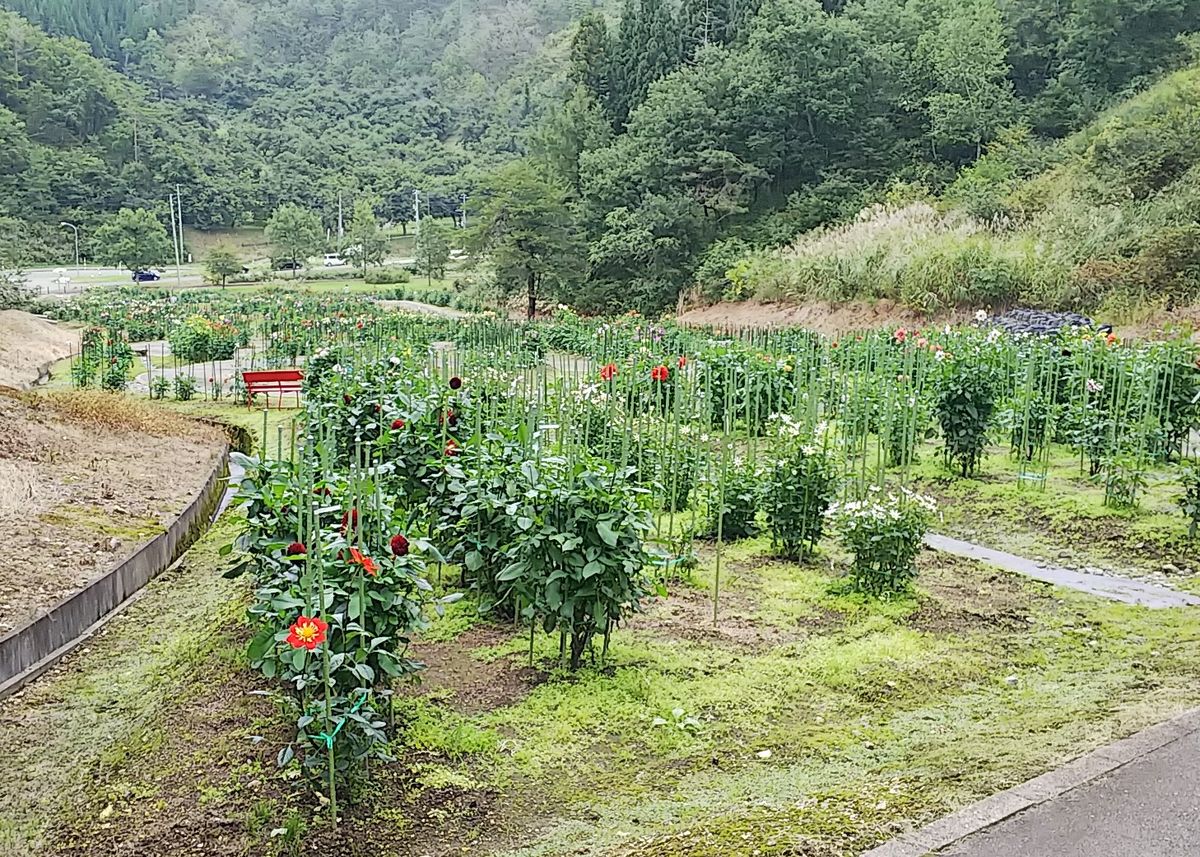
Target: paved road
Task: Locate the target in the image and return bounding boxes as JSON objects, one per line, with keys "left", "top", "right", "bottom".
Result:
{"left": 938, "top": 729, "right": 1200, "bottom": 857}
{"left": 27, "top": 266, "right": 204, "bottom": 294}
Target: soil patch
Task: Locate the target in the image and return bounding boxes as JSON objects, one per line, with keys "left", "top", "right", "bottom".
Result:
{"left": 910, "top": 552, "right": 1051, "bottom": 633}
{"left": 49, "top": 628, "right": 285, "bottom": 857}
{"left": 627, "top": 577, "right": 823, "bottom": 650}
{"left": 0, "top": 310, "right": 80, "bottom": 389}
{"left": 0, "top": 392, "right": 225, "bottom": 633}
{"left": 409, "top": 625, "right": 544, "bottom": 714}
{"left": 677, "top": 298, "right": 964, "bottom": 334}
{"left": 305, "top": 757, "right": 531, "bottom": 857}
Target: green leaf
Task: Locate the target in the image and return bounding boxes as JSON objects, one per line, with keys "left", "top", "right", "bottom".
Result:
{"left": 596, "top": 520, "right": 618, "bottom": 546}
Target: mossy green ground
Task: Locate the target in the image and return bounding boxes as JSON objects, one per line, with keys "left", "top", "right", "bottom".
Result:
{"left": 904, "top": 441, "right": 1198, "bottom": 580}
{"left": 4, "top": 441, "right": 1200, "bottom": 856}
{"left": 375, "top": 539, "right": 1200, "bottom": 857}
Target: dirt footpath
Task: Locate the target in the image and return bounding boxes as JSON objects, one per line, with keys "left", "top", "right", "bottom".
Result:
{"left": 0, "top": 310, "right": 80, "bottom": 389}
{"left": 0, "top": 392, "right": 225, "bottom": 634}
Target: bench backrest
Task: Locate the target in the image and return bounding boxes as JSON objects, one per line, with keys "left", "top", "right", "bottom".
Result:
{"left": 242, "top": 369, "right": 305, "bottom": 384}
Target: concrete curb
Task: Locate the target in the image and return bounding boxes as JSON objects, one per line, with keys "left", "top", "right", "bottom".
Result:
{"left": 861, "top": 706, "right": 1200, "bottom": 857}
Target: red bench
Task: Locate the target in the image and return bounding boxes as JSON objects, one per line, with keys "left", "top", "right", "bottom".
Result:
{"left": 243, "top": 369, "right": 304, "bottom": 408}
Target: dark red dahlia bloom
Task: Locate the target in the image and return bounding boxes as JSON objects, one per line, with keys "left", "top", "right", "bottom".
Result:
{"left": 650, "top": 365, "right": 670, "bottom": 382}
{"left": 391, "top": 418, "right": 406, "bottom": 430}
{"left": 445, "top": 438, "right": 460, "bottom": 457}
{"left": 343, "top": 393, "right": 353, "bottom": 405}
{"left": 390, "top": 534, "right": 409, "bottom": 557}
{"left": 340, "top": 508, "right": 359, "bottom": 534}
{"left": 286, "top": 541, "right": 306, "bottom": 557}
{"left": 449, "top": 376, "right": 463, "bottom": 390}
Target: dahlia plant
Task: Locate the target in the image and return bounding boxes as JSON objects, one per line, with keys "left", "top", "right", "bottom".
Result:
{"left": 827, "top": 488, "right": 936, "bottom": 596}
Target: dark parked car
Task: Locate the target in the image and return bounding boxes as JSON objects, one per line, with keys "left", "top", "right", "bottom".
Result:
{"left": 274, "top": 259, "right": 303, "bottom": 271}
{"left": 132, "top": 270, "right": 161, "bottom": 282}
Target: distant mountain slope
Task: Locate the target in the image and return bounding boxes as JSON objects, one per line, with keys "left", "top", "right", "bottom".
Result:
{"left": 0, "top": 0, "right": 580, "bottom": 256}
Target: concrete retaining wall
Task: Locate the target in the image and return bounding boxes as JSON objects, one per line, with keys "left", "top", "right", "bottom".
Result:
{"left": 0, "top": 441, "right": 232, "bottom": 699}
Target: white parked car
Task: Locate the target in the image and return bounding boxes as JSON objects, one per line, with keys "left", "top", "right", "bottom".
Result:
{"left": 323, "top": 253, "right": 346, "bottom": 267}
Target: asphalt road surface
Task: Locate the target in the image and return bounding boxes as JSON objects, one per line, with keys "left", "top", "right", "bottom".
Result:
{"left": 938, "top": 729, "right": 1200, "bottom": 857}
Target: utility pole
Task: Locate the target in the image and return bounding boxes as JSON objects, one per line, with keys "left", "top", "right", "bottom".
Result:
{"left": 168, "top": 193, "right": 180, "bottom": 287}
{"left": 337, "top": 192, "right": 345, "bottom": 249}
{"left": 59, "top": 222, "right": 80, "bottom": 281}
{"left": 413, "top": 189, "right": 421, "bottom": 234}
{"left": 459, "top": 192, "right": 468, "bottom": 229}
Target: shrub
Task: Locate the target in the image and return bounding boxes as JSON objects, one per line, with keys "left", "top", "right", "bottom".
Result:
{"left": 700, "top": 461, "right": 761, "bottom": 541}
{"left": 169, "top": 315, "right": 240, "bottom": 362}
{"left": 496, "top": 456, "right": 652, "bottom": 670}
{"left": 365, "top": 266, "right": 411, "bottom": 285}
{"left": 935, "top": 357, "right": 1001, "bottom": 477}
{"left": 1100, "top": 454, "right": 1147, "bottom": 509}
{"left": 827, "top": 489, "right": 936, "bottom": 596}
{"left": 1178, "top": 462, "right": 1200, "bottom": 539}
{"left": 694, "top": 237, "right": 752, "bottom": 302}
{"left": 173, "top": 373, "right": 197, "bottom": 401}
{"left": 765, "top": 425, "right": 836, "bottom": 559}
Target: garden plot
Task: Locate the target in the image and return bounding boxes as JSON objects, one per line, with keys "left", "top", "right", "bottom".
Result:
{"left": 0, "top": 392, "right": 225, "bottom": 633}
{"left": 16, "top": 532, "right": 1200, "bottom": 857}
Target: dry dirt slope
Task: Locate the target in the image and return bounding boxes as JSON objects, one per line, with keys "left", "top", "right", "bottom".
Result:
{"left": 0, "top": 310, "right": 80, "bottom": 389}
{"left": 0, "top": 392, "right": 225, "bottom": 634}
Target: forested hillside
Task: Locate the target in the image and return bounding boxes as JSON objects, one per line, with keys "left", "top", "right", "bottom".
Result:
{"left": 727, "top": 60, "right": 1200, "bottom": 315}
{"left": 544, "top": 0, "right": 1200, "bottom": 313}
{"left": 0, "top": 0, "right": 579, "bottom": 259}
{"left": 1, "top": 0, "right": 1198, "bottom": 314}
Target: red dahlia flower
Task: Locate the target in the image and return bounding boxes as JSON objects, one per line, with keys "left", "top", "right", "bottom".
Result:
{"left": 650, "top": 365, "right": 670, "bottom": 382}
{"left": 286, "top": 615, "right": 328, "bottom": 650}
{"left": 343, "top": 394, "right": 353, "bottom": 405}
{"left": 445, "top": 438, "right": 460, "bottom": 457}
{"left": 449, "top": 376, "right": 463, "bottom": 390}
{"left": 677, "top": 356, "right": 687, "bottom": 369}
{"left": 285, "top": 541, "right": 306, "bottom": 558}
{"left": 390, "top": 534, "right": 409, "bottom": 557}
{"left": 341, "top": 508, "right": 359, "bottom": 535}
{"left": 600, "top": 363, "right": 618, "bottom": 381}
{"left": 391, "top": 418, "right": 406, "bottom": 430}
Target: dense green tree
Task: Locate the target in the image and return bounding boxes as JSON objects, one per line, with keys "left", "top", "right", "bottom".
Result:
{"left": 919, "top": 0, "right": 1016, "bottom": 158}
{"left": 611, "top": 0, "right": 683, "bottom": 127}
{"left": 470, "top": 161, "right": 583, "bottom": 319}
{"left": 93, "top": 207, "right": 172, "bottom": 273}
{"left": 415, "top": 220, "right": 453, "bottom": 284}
{"left": 530, "top": 86, "right": 612, "bottom": 194}
{"left": 344, "top": 199, "right": 389, "bottom": 273}
{"left": 569, "top": 12, "right": 612, "bottom": 113}
{"left": 204, "top": 245, "right": 242, "bottom": 287}
{"left": 265, "top": 203, "right": 323, "bottom": 276}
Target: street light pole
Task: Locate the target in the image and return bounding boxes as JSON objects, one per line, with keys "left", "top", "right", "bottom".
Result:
{"left": 59, "top": 221, "right": 80, "bottom": 282}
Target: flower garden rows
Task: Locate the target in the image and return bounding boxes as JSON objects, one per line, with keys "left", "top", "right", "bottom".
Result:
{"left": 62, "top": 289, "right": 1200, "bottom": 818}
